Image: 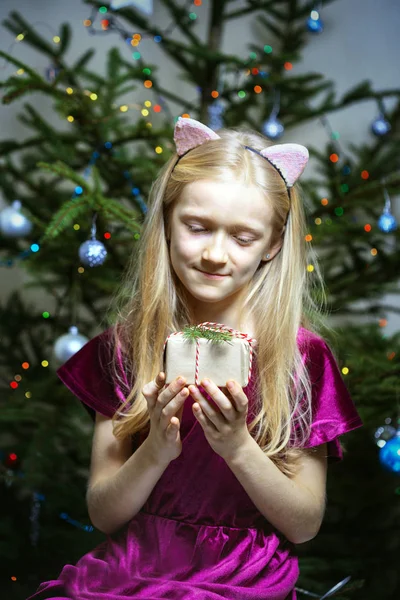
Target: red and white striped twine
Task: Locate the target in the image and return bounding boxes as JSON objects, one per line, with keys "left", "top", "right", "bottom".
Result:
{"left": 163, "top": 322, "right": 257, "bottom": 386}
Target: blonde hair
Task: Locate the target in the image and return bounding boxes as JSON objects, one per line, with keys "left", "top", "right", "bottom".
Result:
{"left": 107, "top": 126, "right": 328, "bottom": 477}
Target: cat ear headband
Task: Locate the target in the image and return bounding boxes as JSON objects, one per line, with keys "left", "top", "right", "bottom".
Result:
{"left": 173, "top": 117, "right": 309, "bottom": 191}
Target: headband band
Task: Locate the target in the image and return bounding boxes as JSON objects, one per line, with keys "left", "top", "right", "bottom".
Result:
{"left": 173, "top": 117, "right": 309, "bottom": 191}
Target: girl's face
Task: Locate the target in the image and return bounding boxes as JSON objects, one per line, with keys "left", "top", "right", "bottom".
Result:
{"left": 168, "top": 179, "right": 283, "bottom": 322}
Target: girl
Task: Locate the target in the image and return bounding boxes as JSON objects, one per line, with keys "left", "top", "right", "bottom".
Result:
{"left": 28, "top": 117, "right": 363, "bottom": 600}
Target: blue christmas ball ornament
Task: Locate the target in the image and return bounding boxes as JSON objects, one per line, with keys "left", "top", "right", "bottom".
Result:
{"left": 79, "top": 239, "right": 107, "bottom": 267}
{"left": 371, "top": 114, "right": 391, "bottom": 136}
{"left": 378, "top": 210, "right": 398, "bottom": 233}
{"left": 262, "top": 116, "right": 284, "bottom": 140}
{"left": 379, "top": 431, "right": 400, "bottom": 474}
{"left": 306, "top": 11, "right": 324, "bottom": 33}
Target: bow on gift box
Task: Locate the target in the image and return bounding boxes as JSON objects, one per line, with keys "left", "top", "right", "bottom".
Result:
{"left": 163, "top": 322, "right": 257, "bottom": 387}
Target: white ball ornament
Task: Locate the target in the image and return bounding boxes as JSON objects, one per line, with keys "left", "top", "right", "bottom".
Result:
{"left": 0, "top": 200, "right": 33, "bottom": 237}
{"left": 262, "top": 116, "right": 285, "bottom": 140}
{"left": 53, "top": 326, "right": 89, "bottom": 364}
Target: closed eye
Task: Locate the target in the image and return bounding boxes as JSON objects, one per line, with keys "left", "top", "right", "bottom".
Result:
{"left": 186, "top": 225, "right": 254, "bottom": 245}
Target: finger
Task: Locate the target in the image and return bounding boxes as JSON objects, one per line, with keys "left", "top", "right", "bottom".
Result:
{"left": 141, "top": 372, "right": 166, "bottom": 410}
{"left": 225, "top": 381, "right": 248, "bottom": 412}
{"left": 193, "top": 402, "right": 218, "bottom": 432}
{"left": 189, "top": 386, "right": 221, "bottom": 428}
{"left": 154, "top": 376, "right": 187, "bottom": 419}
{"left": 199, "top": 379, "right": 236, "bottom": 421}
{"left": 158, "top": 386, "right": 188, "bottom": 428}
{"left": 166, "top": 416, "right": 180, "bottom": 435}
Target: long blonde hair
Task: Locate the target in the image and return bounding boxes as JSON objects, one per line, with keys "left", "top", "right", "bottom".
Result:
{"left": 107, "top": 126, "right": 328, "bottom": 476}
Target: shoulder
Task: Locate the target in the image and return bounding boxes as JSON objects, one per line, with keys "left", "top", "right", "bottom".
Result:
{"left": 297, "top": 327, "right": 334, "bottom": 384}
{"left": 56, "top": 326, "right": 129, "bottom": 420}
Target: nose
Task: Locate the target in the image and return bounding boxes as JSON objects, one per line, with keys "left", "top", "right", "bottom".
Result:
{"left": 202, "top": 233, "right": 228, "bottom": 265}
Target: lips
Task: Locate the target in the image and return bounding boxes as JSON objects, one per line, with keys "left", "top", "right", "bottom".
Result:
{"left": 197, "top": 268, "right": 228, "bottom": 276}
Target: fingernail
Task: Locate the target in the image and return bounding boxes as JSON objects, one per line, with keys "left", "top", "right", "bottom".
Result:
{"left": 177, "top": 377, "right": 185, "bottom": 385}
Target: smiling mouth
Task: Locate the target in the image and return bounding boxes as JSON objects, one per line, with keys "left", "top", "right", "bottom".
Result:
{"left": 196, "top": 268, "right": 229, "bottom": 277}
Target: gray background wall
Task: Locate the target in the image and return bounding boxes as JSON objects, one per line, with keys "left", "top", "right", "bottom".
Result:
{"left": 1, "top": 0, "right": 399, "bottom": 333}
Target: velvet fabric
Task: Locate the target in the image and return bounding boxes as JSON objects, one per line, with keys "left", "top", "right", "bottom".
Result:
{"left": 27, "top": 327, "right": 363, "bottom": 600}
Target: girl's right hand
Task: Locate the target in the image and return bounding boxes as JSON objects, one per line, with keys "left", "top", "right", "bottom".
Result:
{"left": 141, "top": 372, "right": 189, "bottom": 465}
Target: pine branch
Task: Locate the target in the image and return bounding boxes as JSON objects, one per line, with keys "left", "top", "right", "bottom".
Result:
{"left": 160, "top": 0, "right": 203, "bottom": 46}
{"left": 182, "top": 325, "right": 233, "bottom": 344}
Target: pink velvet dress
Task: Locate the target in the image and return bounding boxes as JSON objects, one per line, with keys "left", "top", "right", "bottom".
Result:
{"left": 27, "top": 327, "right": 363, "bottom": 600}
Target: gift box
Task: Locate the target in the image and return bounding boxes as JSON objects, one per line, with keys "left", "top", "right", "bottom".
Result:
{"left": 163, "top": 322, "right": 256, "bottom": 387}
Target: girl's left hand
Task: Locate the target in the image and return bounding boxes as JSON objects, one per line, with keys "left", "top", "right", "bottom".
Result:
{"left": 188, "top": 378, "right": 252, "bottom": 461}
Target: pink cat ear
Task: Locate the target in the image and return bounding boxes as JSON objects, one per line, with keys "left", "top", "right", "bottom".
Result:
{"left": 173, "top": 117, "right": 221, "bottom": 157}
{"left": 260, "top": 144, "right": 309, "bottom": 187}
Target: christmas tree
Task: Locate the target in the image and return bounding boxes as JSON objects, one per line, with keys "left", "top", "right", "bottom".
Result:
{"left": 1, "top": 1, "right": 399, "bottom": 598}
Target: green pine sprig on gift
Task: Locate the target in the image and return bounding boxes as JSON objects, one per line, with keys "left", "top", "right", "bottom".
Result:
{"left": 182, "top": 325, "right": 233, "bottom": 344}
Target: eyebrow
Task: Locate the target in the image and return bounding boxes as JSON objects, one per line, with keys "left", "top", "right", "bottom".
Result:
{"left": 180, "top": 212, "right": 265, "bottom": 236}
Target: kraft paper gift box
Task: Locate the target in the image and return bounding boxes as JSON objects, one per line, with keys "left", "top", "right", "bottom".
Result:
{"left": 163, "top": 324, "right": 256, "bottom": 388}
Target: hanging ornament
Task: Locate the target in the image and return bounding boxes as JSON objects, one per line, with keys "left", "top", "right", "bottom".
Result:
{"left": 78, "top": 213, "right": 108, "bottom": 267}
{"left": 53, "top": 326, "right": 89, "bottom": 364}
{"left": 378, "top": 188, "right": 398, "bottom": 233}
{"left": 379, "top": 429, "right": 400, "bottom": 474}
{"left": 45, "top": 64, "right": 60, "bottom": 82}
{"left": 30, "top": 492, "right": 45, "bottom": 547}
{"left": 0, "top": 200, "right": 33, "bottom": 238}
{"left": 208, "top": 100, "right": 225, "bottom": 131}
{"left": 371, "top": 100, "right": 391, "bottom": 136}
{"left": 262, "top": 89, "right": 284, "bottom": 140}
{"left": 371, "top": 113, "right": 391, "bottom": 136}
{"left": 110, "top": 0, "right": 153, "bottom": 15}
{"left": 306, "top": 4, "right": 324, "bottom": 33}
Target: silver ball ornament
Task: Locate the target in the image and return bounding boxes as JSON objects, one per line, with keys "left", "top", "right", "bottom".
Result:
{"left": 0, "top": 200, "right": 33, "bottom": 238}
{"left": 79, "top": 239, "right": 107, "bottom": 267}
{"left": 371, "top": 114, "right": 391, "bottom": 136}
{"left": 262, "top": 116, "right": 284, "bottom": 140}
{"left": 53, "top": 326, "right": 89, "bottom": 364}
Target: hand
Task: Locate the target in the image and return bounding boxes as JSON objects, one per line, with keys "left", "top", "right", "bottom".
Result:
{"left": 188, "top": 378, "right": 252, "bottom": 461}
{"left": 142, "top": 372, "right": 189, "bottom": 465}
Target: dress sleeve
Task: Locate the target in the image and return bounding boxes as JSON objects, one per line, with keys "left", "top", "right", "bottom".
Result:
{"left": 299, "top": 331, "right": 363, "bottom": 461}
{"left": 56, "top": 327, "right": 129, "bottom": 421}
